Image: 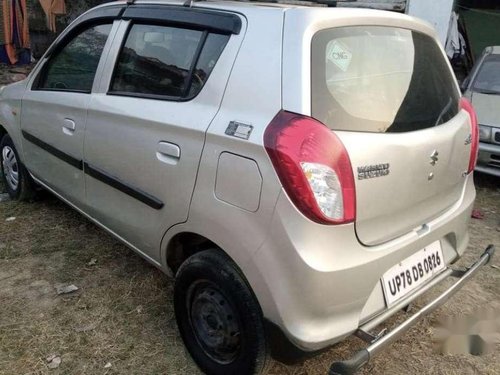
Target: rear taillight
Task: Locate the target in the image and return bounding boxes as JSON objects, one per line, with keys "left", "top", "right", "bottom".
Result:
{"left": 460, "top": 98, "right": 479, "bottom": 174}
{"left": 264, "top": 110, "right": 355, "bottom": 224}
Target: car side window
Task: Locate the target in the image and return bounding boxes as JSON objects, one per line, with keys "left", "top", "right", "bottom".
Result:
{"left": 37, "top": 24, "right": 112, "bottom": 93}
{"left": 188, "top": 33, "right": 230, "bottom": 97}
{"left": 110, "top": 24, "right": 229, "bottom": 100}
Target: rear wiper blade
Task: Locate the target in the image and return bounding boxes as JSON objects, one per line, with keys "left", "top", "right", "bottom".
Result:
{"left": 434, "top": 97, "right": 453, "bottom": 126}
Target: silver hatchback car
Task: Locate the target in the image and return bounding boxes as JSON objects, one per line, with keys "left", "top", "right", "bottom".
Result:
{"left": 0, "top": 1, "right": 495, "bottom": 374}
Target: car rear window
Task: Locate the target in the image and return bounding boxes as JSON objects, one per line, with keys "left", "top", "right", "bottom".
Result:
{"left": 311, "top": 26, "right": 460, "bottom": 133}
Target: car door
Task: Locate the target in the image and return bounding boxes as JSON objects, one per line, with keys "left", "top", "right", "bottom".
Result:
{"left": 20, "top": 22, "right": 116, "bottom": 206}
{"left": 83, "top": 8, "right": 243, "bottom": 262}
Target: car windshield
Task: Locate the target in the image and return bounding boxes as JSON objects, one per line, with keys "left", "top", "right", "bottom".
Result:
{"left": 472, "top": 55, "right": 500, "bottom": 95}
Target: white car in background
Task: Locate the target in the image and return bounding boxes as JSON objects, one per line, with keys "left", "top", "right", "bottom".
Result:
{"left": 463, "top": 46, "right": 500, "bottom": 177}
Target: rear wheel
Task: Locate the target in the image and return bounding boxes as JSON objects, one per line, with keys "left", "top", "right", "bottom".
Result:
{"left": 0, "top": 134, "right": 35, "bottom": 200}
{"left": 174, "top": 249, "right": 269, "bottom": 375}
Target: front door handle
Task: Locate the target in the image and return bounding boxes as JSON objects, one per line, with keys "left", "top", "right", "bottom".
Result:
{"left": 156, "top": 141, "right": 181, "bottom": 165}
{"left": 62, "top": 118, "right": 76, "bottom": 135}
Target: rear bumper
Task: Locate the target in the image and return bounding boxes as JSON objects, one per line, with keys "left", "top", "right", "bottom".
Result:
{"left": 251, "top": 175, "right": 476, "bottom": 351}
{"left": 476, "top": 142, "right": 500, "bottom": 177}
{"left": 329, "top": 244, "right": 495, "bottom": 375}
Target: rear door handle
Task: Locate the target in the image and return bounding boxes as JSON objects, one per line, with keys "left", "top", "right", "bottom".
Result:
{"left": 156, "top": 141, "right": 181, "bottom": 165}
{"left": 62, "top": 118, "right": 76, "bottom": 135}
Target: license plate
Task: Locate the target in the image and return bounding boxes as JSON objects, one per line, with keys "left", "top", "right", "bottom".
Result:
{"left": 382, "top": 241, "right": 445, "bottom": 306}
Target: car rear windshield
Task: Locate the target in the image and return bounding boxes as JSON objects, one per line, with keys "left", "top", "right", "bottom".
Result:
{"left": 472, "top": 54, "right": 500, "bottom": 95}
{"left": 311, "top": 26, "right": 460, "bottom": 133}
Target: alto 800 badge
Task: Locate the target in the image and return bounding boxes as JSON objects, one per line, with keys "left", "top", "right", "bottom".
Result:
{"left": 357, "top": 163, "right": 390, "bottom": 180}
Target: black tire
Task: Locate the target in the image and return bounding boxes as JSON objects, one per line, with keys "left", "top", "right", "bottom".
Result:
{"left": 174, "top": 249, "right": 269, "bottom": 375}
{"left": 0, "top": 134, "right": 35, "bottom": 200}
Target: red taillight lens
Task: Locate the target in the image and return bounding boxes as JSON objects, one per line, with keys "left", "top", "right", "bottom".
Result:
{"left": 264, "top": 110, "right": 355, "bottom": 224}
{"left": 460, "top": 98, "right": 479, "bottom": 174}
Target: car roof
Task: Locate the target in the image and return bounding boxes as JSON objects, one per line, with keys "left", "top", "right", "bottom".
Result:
{"left": 103, "top": 1, "right": 430, "bottom": 22}
{"left": 120, "top": 0, "right": 317, "bottom": 9}
{"left": 92, "top": 0, "right": 436, "bottom": 38}
{"left": 103, "top": 0, "right": 310, "bottom": 11}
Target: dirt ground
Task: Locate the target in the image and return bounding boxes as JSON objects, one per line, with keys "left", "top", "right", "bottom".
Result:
{"left": 0, "top": 168, "right": 498, "bottom": 375}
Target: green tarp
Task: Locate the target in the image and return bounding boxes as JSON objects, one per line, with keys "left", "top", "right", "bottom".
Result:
{"left": 459, "top": 8, "right": 500, "bottom": 59}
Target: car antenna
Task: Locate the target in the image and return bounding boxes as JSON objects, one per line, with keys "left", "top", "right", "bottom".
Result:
{"left": 126, "top": 0, "right": 135, "bottom": 4}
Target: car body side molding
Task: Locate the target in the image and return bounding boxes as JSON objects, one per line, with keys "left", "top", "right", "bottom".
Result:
{"left": 21, "top": 130, "right": 83, "bottom": 170}
{"left": 21, "top": 130, "right": 164, "bottom": 210}
{"left": 83, "top": 162, "right": 164, "bottom": 210}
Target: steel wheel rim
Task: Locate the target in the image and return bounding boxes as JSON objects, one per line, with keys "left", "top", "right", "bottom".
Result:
{"left": 187, "top": 280, "right": 242, "bottom": 364}
{"left": 2, "top": 146, "right": 19, "bottom": 191}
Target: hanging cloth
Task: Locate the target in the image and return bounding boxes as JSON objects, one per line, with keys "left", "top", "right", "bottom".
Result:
{"left": 0, "top": 0, "right": 29, "bottom": 64}
{"left": 14, "top": 0, "right": 30, "bottom": 49}
{"left": 445, "top": 11, "right": 465, "bottom": 60}
{"left": 38, "top": 0, "right": 66, "bottom": 33}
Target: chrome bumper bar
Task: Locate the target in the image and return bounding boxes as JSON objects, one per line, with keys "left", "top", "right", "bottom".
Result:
{"left": 329, "top": 244, "right": 496, "bottom": 375}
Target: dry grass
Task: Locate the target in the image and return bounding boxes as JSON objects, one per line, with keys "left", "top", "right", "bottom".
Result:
{"left": 0, "top": 172, "right": 499, "bottom": 375}
{"left": 0, "top": 179, "right": 199, "bottom": 374}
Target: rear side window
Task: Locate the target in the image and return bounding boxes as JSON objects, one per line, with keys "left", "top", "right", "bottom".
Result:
{"left": 311, "top": 26, "right": 460, "bottom": 133}
{"left": 38, "top": 24, "right": 112, "bottom": 92}
{"left": 110, "top": 24, "right": 229, "bottom": 99}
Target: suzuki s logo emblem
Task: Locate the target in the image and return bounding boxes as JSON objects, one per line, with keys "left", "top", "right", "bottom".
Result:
{"left": 430, "top": 150, "right": 439, "bottom": 166}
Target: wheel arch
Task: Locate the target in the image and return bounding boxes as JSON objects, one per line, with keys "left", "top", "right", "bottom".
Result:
{"left": 166, "top": 231, "right": 220, "bottom": 275}
{"left": 0, "top": 124, "right": 7, "bottom": 140}
{"left": 163, "top": 230, "right": 260, "bottom": 289}
{"left": 161, "top": 224, "right": 280, "bottom": 329}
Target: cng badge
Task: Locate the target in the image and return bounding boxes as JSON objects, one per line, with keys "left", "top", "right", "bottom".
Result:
{"left": 326, "top": 40, "right": 352, "bottom": 72}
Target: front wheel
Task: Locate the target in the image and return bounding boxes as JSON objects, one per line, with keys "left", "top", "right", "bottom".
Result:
{"left": 0, "top": 134, "right": 35, "bottom": 200}
{"left": 174, "top": 249, "right": 269, "bottom": 375}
